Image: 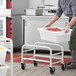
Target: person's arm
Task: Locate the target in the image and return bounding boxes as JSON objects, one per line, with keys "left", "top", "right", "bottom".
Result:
{"left": 45, "top": 0, "right": 63, "bottom": 27}
{"left": 64, "top": 0, "right": 76, "bottom": 33}
{"left": 68, "top": 17, "right": 76, "bottom": 28}
{"left": 45, "top": 15, "right": 59, "bottom": 27}
{"left": 64, "top": 17, "right": 76, "bottom": 33}
{"left": 67, "top": 0, "right": 76, "bottom": 28}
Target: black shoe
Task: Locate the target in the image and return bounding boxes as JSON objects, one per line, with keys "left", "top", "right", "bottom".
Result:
{"left": 67, "top": 62, "right": 71, "bottom": 65}
{"left": 66, "top": 65, "right": 76, "bottom": 69}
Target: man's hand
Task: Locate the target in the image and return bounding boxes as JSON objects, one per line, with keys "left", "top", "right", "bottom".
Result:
{"left": 44, "top": 15, "right": 60, "bottom": 28}
{"left": 64, "top": 17, "right": 76, "bottom": 33}
{"left": 45, "top": 23, "right": 51, "bottom": 28}
{"left": 63, "top": 26, "right": 70, "bottom": 33}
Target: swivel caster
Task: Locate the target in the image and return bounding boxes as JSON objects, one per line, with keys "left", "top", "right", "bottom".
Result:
{"left": 49, "top": 67, "right": 55, "bottom": 74}
{"left": 61, "top": 64, "right": 66, "bottom": 71}
{"left": 21, "top": 63, "right": 26, "bottom": 70}
{"left": 67, "top": 62, "right": 71, "bottom": 65}
{"left": 33, "top": 61, "right": 38, "bottom": 66}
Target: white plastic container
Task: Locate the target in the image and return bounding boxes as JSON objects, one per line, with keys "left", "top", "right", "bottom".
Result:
{"left": 0, "top": 45, "right": 7, "bottom": 65}
{"left": 0, "top": 65, "right": 8, "bottom": 76}
{"left": 38, "top": 28, "right": 72, "bottom": 43}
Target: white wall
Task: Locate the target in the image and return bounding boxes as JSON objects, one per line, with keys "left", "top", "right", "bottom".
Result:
{"left": 12, "top": 0, "right": 28, "bottom": 14}
{"left": 28, "top": 0, "right": 41, "bottom": 8}
{"left": 28, "top": 0, "right": 58, "bottom": 8}
{"left": 45, "top": 0, "right": 58, "bottom": 6}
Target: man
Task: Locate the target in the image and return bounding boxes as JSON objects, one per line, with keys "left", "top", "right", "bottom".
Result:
{"left": 45, "top": 0, "right": 76, "bottom": 69}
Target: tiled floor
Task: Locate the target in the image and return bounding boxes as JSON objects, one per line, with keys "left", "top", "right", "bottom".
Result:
{"left": 7, "top": 62, "right": 76, "bottom": 76}
{"left": 6, "top": 52, "right": 76, "bottom": 76}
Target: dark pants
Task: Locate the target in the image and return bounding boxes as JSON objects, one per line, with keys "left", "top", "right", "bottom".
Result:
{"left": 69, "top": 18, "right": 76, "bottom": 50}
{"left": 69, "top": 18, "right": 76, "bottom": 65}
{"left": 71, "top": 50, "right": 76, "bottom": 65}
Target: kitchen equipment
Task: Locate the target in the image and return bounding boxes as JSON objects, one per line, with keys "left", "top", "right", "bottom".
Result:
{"left": 0, "top": 45, "right": 9, "bottom": 65}
{"left": 43, "top": 6, "right": 57, "bottom": 15}
{"left": 0, "top": 65, "right": 8, "bottom": 76}
{"left": 0, "top": 9, "right": 11, "bottom": 16}
{"left": 0, "top": 0, "right": 12, "bottom": 39}
{"left": 0, "top": 17, "right": 6, "bottom": 37}
{"left": 0, "top": 0, "right": 6, "bottom": 8}
{"left": 0, "top": 0, "right": 13, "bottom": 75}
{"left": 38, "top": 27, "right": 71, "bottom": 43}
{"left": 21, "top": 23, "right": 66, "bottom": 74}
{"left": 0, "top": 37, "right": 13, "bottom": 76}
{"left": 26, "top": 8, "right": 43, "bottom": 16}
